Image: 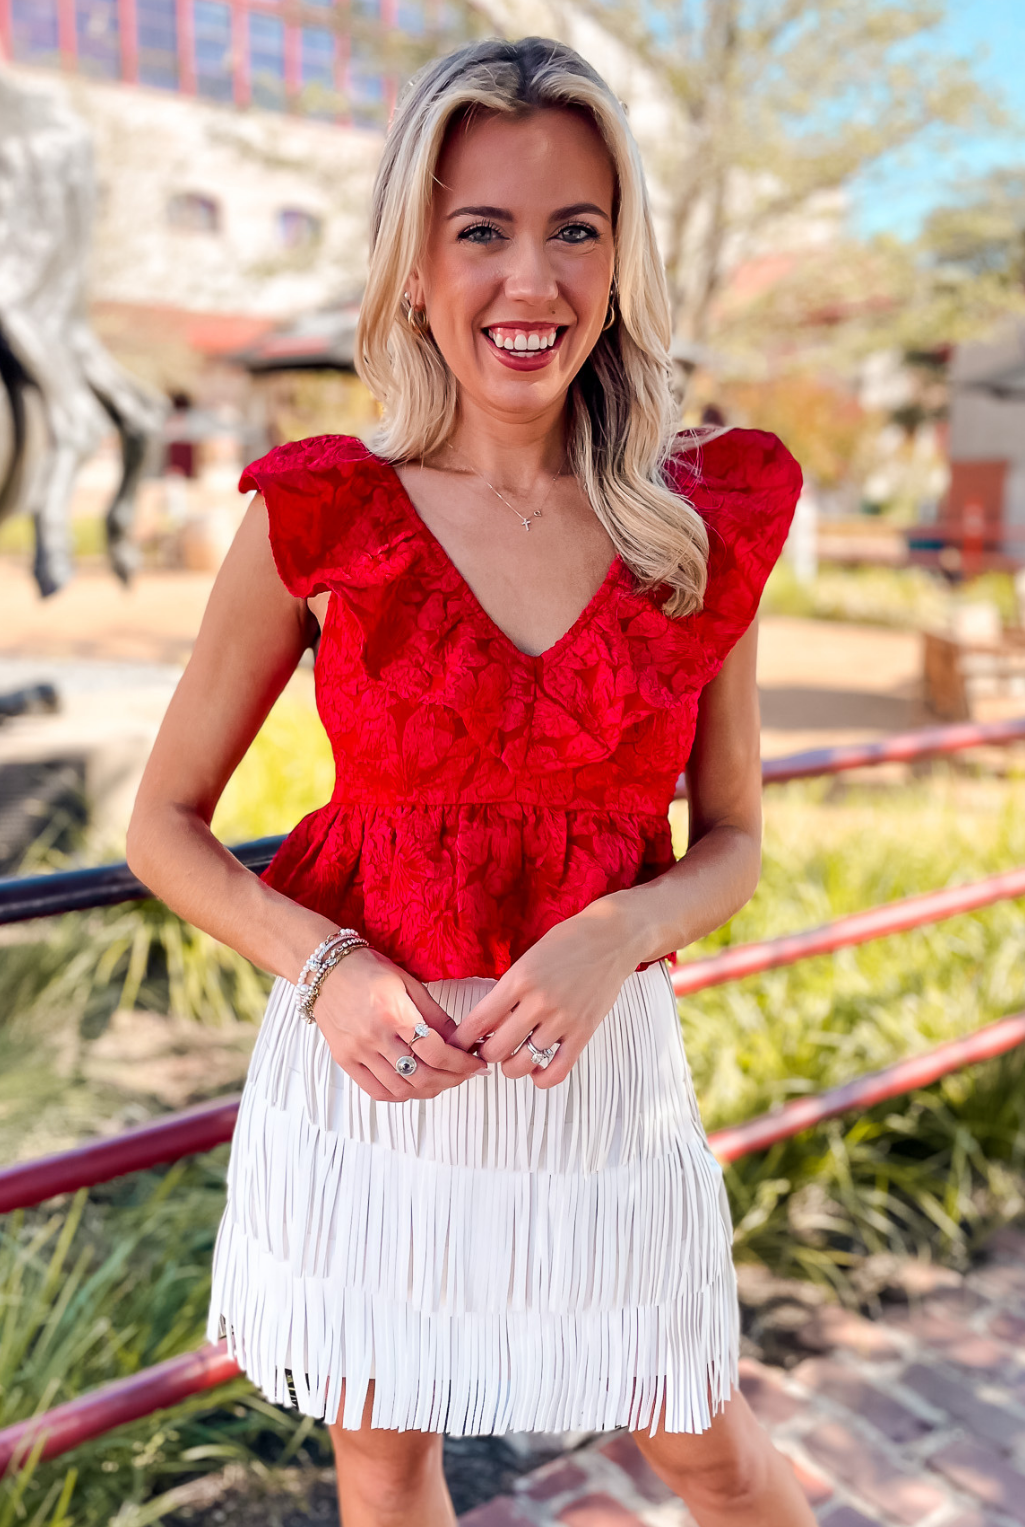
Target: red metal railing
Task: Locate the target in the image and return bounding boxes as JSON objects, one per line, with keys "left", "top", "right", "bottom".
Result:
{"left": 2, "top": 715, "right": 1025, "bottom": 1477}
{"left": 755, "top": 714, "right": 1025, "bottom": 787}
{"left": 5, "top": 1007, "right": 1025, "bottom": 1474}
{"left": 4, "top": 860, "right": 1025, "bottom": 1215}
{"left": 0, "top": 1346, "right": 241, "bottom": 1478}
{"left": 709, "top": 1009, "right": 1025, "bottom": 1161}
{"left": 671, "top": 865, "right": 1025, "bottom": 996}
{"left": 0, "top": 1099, "right": 243, "bottom": 1215}
{"left": 3, "top": 717, "right": 1023, "bottom": 928}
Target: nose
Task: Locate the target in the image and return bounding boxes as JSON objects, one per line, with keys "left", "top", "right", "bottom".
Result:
{"left": 502, "top": 235, "right": 559, "bottom": 307}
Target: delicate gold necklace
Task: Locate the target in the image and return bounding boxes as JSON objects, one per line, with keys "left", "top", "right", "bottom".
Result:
{"left": 445, "top": 444, "right": 566, "bottom": 532}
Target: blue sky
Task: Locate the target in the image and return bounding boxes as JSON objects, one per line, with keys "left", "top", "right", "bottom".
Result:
{"left": 851, "top": 0, "right": 1025, "bottom": 238}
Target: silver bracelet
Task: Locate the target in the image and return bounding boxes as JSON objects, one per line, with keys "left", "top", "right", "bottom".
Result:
{"left": 295, "top": 928, "right": 369, "bottom": 1023}
{"left": 296, "top": 927, "right": 363, "bottom": 991}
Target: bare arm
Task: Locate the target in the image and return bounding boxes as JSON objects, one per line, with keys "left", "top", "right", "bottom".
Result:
{"left": 127, "top": 495, "right": 485, "bottom": 1100}
{"left": 452, "top": 622, "right": 763, "bottom": 1083}
{"left": 608, "top": 616, "right": 763, "bottom": 958}
{"left": 126, "top": 494, "right": 331, "bottom": 977}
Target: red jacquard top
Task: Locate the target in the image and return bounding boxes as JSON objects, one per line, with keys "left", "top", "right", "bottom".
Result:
{"left": 242, "top": 427, "right": 801, "bottom": 981}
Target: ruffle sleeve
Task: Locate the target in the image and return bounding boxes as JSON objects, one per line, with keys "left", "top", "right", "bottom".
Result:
{"left": 239, "top": 433, "right": 378, "bottom": 599}
{"left": 667, "top": 427, "right": 802, "bottom": 668}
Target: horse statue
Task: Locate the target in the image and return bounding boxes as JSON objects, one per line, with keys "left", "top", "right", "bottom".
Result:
{"left": 0, "top": 68, "right": 165, "bottom": 597}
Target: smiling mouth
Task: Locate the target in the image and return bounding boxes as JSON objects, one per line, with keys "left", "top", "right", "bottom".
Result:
{"left": 482, "top": 325, "right": 566, "bottom": 353}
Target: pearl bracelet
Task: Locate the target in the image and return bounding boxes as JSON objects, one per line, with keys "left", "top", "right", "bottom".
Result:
{"left": 295, "top": 927, "right": 369, "bottom": 1023}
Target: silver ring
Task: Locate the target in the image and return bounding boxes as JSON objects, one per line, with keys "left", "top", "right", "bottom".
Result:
{"left": 526, "top": 1037, "right": 558, "bottom": 1070}
{"left": 395, "top": 1053, "right": 418, "bottom": 1077}
{"left": 410, "top": 1020, "right": 431, "bottom": 1045}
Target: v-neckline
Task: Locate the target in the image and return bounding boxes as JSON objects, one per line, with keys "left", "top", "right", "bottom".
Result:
{"left": 370, "top": 449, "right": 625, "bottom": 664}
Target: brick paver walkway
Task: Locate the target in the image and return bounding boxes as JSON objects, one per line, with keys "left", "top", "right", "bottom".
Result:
{"left": 458, "top": 1229, "right": 1025, "bottom": 1527}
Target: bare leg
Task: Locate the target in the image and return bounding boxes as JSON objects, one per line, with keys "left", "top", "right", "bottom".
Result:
{"left": 328, "top": 1381, "right": 456, "bottom": 1527}
{"left": 632, "top": 1388, "right": 816, "bottom": 1527}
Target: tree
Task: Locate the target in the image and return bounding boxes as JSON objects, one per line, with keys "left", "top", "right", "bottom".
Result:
{"left": 922, "top": 168, "right": 1025, "bottom": 292}
{"left": 567, "top": 0, "right": 1003, "bottom": 346}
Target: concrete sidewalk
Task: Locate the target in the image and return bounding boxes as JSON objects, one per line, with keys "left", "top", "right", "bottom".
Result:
{"left": 460, "top": 1228, "right": 1025, "bottom": 1527}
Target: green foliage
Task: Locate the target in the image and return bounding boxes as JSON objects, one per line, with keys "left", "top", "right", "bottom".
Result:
{"left": 923, "top": 167, "right": 1025, "bottom": 290}
{"left": 211, "top": 693, "right": 334, "bottom": 843}
{"left": 677, "top": 772, "right": 1025, "bottom": 1286}
{"left": 0, "top": 694, "right": 333, "bottom": 1047}
{"left": 762, "top": 560, "right": 1020, "bottom": 630}
{"left": 572, "top": 0, "right": 1003, "bottom": 342}
{"left": 4, "top": 755, "right": 1025, "bottom": 1515}
{"left": 0, "top": 1163, "right": 331, "bottom": 1526}
{"left": 0, "top": 901, "right": 272, "bottom": 1045}
{"left": 0, "top": 518, "right": 108, "bottom": 561}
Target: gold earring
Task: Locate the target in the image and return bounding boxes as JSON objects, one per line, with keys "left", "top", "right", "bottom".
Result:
{"left": 602, "top": 294, "right": 617, "bottom": 332}
{"left": 403, "top": 291, "right": 429, "bottom": 335}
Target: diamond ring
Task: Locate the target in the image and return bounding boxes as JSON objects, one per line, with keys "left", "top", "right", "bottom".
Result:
{"left": 410, "top": 1020, "right": 431, "bottom": 1045}
{"left": 525, "top": 1037, "right": 558, "bottom": 1070}
{"left": 395, "top": 1053, "right": 418, "bottom": 1077}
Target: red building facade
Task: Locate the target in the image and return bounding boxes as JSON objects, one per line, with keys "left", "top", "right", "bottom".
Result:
{"left": 0, "top": 0, "right": 438, "bottom": 125}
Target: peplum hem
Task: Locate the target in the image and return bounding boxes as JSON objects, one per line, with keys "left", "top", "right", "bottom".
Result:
{"left": 241, "top": 428, "right": 801, "bottom": 981}
{"left": 260, "top": 799, "right": 675, "bottom": 982}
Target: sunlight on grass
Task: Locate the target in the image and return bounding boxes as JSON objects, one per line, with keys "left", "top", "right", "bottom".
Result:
{"left": 211, "top": 690, "right": 334, "bottom": 842}
{"left": 6, "top": 746, "right": 1025, "bottom": 1520}
{"left": 763, "top": 560, "right": 1020, "bottom": 629}
{"left": 677, "top": 771, "right": 1025, "bottom": 1284}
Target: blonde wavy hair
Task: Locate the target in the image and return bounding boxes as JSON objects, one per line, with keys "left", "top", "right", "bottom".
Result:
{"left": 355, "top": 35, "right": 708, "bottom": 617}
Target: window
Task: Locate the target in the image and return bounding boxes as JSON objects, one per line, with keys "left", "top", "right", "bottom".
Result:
{"left": 249, "top": 12, "right": 286, "bottom": 109}
{"left": 299, "top": 27, "right": 340, "bottom": 117}
{"left": 396, "top": 0, "right": 425, "bottom": 35}
{"left": 348, "top": 38, "right": 384, "bottom": 128}
{"left": 168, "top": 192, "right": 221, "bottom": 232}
{"left": 137, "top": 0, "right": 178, "bottom": 89}
{"left": 194, "top": 1, "right": 233, "bottom": 103}
{"left": 277, "top": 207, "right": 323, "bottom": 249}
{"left": 76, "top": 0, "right": 120, "bottom": 79}
{"left": 11, "top": 0, "right": 60, "bottom": 64}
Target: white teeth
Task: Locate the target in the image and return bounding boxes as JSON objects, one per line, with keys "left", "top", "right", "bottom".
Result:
{"left": 486, "top": 328, "right": 558, "bottom": 351}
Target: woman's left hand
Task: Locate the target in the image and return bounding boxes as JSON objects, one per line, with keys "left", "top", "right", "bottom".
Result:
{"left": 451, "top": 896, "right": 647, "bottom": 1089}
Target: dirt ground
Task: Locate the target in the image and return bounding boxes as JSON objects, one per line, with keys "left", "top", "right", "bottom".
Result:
{"left": 0, "top": 556, "right": 939, "bottom": 756}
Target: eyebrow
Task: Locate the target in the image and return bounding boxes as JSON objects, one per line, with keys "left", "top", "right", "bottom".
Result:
{"left": 445, "top": 202, "right": 611, "bottom": 222}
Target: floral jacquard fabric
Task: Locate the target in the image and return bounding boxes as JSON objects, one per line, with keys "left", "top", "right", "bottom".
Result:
{"left": 240, "top": 428, "right": 802, "bottom": 981}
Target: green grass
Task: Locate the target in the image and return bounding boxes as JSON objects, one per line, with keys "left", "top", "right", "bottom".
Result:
{"left": 676, "top": 771, "right": 1025, "bottom": 1287}
{"left": 4, "top": 723, "right": 1025, "bottom": 1519}
{"left": 0, "top": 518, "right": 108, "bottom": 561}
{"left": 211, "top": 692, "right": 334, "bottom": 844}
{"left": 763, "top": 560, "right": 1020, "bottom": 629}
{"left": 0, "top": 1165, "right": 331, "bottom": 1527}
{"left": 0, "top": 694, "right": 333, "bottom": 1059}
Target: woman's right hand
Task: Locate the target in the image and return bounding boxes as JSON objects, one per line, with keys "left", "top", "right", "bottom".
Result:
{"left": 311, "top": 947, "right": 489, "bottom": 1102}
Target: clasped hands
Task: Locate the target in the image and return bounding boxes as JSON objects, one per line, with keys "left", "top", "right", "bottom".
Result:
{"left": 311, "top": 898, "right": 644, "bottom": 1104}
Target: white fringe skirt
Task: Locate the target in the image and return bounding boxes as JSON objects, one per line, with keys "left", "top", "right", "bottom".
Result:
{"left": 206, "top": 960, "right": 739, "bottom": 1436}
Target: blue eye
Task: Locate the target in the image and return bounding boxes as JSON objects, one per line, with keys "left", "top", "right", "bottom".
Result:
{"left": 458, "top": 221, "right": 504, "bottom": 244}
{"left": 558, "top": 223, "right": 600, "bottom": 243}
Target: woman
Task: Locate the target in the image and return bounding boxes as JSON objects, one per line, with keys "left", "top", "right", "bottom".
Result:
{"left": 127, "top": 35, "right": 809, "bottom": 1527}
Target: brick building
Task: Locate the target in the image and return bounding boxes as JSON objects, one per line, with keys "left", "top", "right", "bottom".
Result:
{"left": 0, "top": 0, "right": 455, "bottom": 393}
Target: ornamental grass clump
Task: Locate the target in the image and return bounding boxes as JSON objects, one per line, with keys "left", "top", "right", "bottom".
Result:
{"left": 0, "top": 1165, "right": 331, "bottom": 1527}
{"left": 678, "top": 769, "right": 1025, "bottom": 1288}
{"left": 0, "top": 694, "right": 332, "bottom": 1044}
{"left": 3, "top": 751, "right": 1025, "bottom": 1519}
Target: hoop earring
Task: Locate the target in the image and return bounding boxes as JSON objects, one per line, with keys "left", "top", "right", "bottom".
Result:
{"left": 403, "top": 291, "right": 429, "bottom": 337}
{"left": 602, "top": 295, "right": 616, "bottom": 332}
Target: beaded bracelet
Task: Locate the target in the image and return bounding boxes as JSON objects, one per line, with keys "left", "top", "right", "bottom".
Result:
{"left": 295, "top": 927, "right": 369, "bottom": 1023}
